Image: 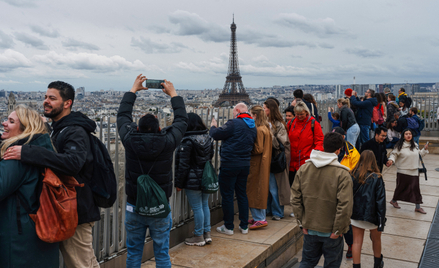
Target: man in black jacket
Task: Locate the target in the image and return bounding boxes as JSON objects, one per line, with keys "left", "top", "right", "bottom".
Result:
{"left": 360, "top": 126, "right": 390, "bottom": 172}
{"left": 4, "top": 81, "right": 100, "bottom": 267}
{"left": 117, "top": 74, "right": 187, "bottom": 268}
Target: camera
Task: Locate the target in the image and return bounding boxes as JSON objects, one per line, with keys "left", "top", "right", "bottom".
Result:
{"left": 144, "top": 79, "right": 164, "bottom": 89}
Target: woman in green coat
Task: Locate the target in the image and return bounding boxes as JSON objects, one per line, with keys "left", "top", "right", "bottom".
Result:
{"left": 0, "top": 105, "right": 59, "bottom": 268}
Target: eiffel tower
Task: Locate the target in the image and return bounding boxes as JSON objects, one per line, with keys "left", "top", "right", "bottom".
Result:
{"left": 214, "top": 16, "right": 251, "bottom": 107}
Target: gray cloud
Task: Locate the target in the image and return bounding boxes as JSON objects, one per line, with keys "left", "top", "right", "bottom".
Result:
{"left": 131, "top": 36, "right": 187, "bottom": 54}
{"left": 15, "top": 32, "right": 48, "bottom": 49}
{"left": 344, "top": 47, "right": 383, "bottom": 58}
{"left": 169, "top": 10, "right": 229, "bottom": 42}
{"left": 62, "top": 38, "right": 100, "bottom": 51}
{"left": 30, "top": 25, "right": 60, "bottom": 38}
{"left": 430, "top": 38, "right": 439, "bottom": 46}
{"left": 275, "top": 13, "right": 353, "bottom": 38}
{"left": 0, "top": 49, "right": 32, "bottom": 72}
{"left": 0, "top": 30, "right": 15, "bottom": 48}
{"left": 253, "top": 39, "right": 317, "bottom": 48}
{"left": 318, "top": 42, "right": 334, "bottom": 49}
{"left": 33, "top": 51, "right": 145, "bottom": 72}
{"left": 1, "top": 0, "right": 39, "bottom": 7}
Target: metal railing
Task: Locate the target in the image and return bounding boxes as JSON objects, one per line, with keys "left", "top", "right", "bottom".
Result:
{"left": 60, "top": 94, "right": 439, "bottom": 267}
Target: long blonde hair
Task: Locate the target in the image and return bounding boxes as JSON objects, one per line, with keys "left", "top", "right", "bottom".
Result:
{"left": 250, "top": 105, "right": 270, "bottom": 129}
{"left": 337, "top": 98, "right": 350, "bottom": 108}
{"left": 1, "top": 105, "right": 48, "bottom": 157}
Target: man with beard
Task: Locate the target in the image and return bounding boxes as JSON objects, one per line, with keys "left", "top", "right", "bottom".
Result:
{"left": 4, "top": 81, "right": 100, "bottom": 268}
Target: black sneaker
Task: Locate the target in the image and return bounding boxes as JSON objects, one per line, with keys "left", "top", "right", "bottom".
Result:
{"left": 346, "top": 245, "right": 352, "bottom": 259}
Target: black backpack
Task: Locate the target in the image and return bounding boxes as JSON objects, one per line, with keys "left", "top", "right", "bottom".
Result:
{"left": 58, "top": 127, "right": 117, "bottom": 208}
{"left": 88, "top": 134, "right": 118, "bottom": 208}
{"left": 405, "top": 97, "right": 413, "bottom": 108}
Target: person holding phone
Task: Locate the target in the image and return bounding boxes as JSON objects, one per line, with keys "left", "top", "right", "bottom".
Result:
{"left": 388, "top": 129, "right": 429, "bottom": 214}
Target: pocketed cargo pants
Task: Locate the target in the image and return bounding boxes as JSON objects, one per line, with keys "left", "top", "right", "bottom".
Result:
{"left": 60, "top": 222, "right": 100, "bottom": 268}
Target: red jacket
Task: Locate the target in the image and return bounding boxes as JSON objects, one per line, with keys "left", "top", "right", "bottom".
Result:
{"left": 288, "top": 116, "right": 324, "bottom": 171}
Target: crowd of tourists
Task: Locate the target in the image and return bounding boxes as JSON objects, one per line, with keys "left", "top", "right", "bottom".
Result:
{"left": 0, "top": 76, "right": 431, "bottom": 268}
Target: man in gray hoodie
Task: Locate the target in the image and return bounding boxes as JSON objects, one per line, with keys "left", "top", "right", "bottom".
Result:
{"left": 291, "top": 132, "right": 353, "bottom": 268}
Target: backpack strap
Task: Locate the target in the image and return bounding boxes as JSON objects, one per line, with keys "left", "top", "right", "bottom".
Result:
{"left": 311, "top": 119, "right": 315, "bottom": 134}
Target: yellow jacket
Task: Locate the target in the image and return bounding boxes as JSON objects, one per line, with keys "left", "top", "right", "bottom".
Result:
{"left": 340, "top": 141, "right": 360, "bottom": 170}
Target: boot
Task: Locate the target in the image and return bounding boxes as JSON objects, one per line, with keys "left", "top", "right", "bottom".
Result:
{"left": 184, "top": 235, "right": 206, "bottom": 246}
{"left": 353, "top": 264, "right": 361, "bottom": 268}
{"left": 374, "top": 254, "right": 384, "bottom": 268}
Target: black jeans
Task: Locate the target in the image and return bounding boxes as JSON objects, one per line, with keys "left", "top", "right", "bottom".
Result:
{"left": 218, "top": 166, "right": 250, "bottom": 230}
{"left": 289, "top": 171, "right": 297, "bottom": 187}
{"left": 300, "top": 234, "right": 344, "bottom": 268}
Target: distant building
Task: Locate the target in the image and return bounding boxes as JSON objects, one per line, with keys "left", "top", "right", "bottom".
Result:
{"left": 7, "top": 92, "right": 16, "bottom": 115}
{"left": 335, "top": 85, "right": 343, "bottom": 99}
{"left": 76, "top": 87, "right": 85, "bottom": 100}
{"left": 0, "top": 89, "right": 5, "bottom": 98}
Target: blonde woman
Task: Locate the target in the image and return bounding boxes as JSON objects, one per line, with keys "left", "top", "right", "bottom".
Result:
{"left": 337, "top": 98, "right": 359, "bottom": 146}
{"left": 0, "top": 105, "right": 59, "bottom": 268}
{"left": 247, "top": 105, "right": 272, "bottom": 229}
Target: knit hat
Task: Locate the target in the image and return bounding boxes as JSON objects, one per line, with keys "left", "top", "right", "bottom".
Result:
{"left": 332, "top": 127, "right": 346, "bottom": 136}
{"left": 344, "top": 88, "right": 353, "bottom": 97}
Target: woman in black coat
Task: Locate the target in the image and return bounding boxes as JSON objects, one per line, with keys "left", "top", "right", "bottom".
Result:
{"left": 175, "top": 113, "right": 214, "bottom": 247}
{"left": 350, "top": 150, "right": 386, "bottom": 268}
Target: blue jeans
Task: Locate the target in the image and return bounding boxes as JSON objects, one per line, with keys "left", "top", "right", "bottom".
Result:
{"left": 125, "top": 203, "right": 172, "bottom": 268}
{"left": 386, "top": 137, "right": 399, "bottom": 149}
{"left": 300, "top": 234, "right": 344, "bottom": 268}
{"left": 346, "top": 123, "right": 360, "bottom": 147}
{"left": 414, "top": 135, "right": 420, "bottom": 145}
{"left": 185, "top": 189, "right": 211, "bottom": 236}
{"left": 218, "top": 166, "right": 250, "bottom": 230}
{"left": 250, "top": 208, "right": 266, "bottom": 221}
{"left": 359, "top": 124, "right": 370, "bottom": 148}
{"left": 267, "top": 172, "right": 284, "bottom": 218}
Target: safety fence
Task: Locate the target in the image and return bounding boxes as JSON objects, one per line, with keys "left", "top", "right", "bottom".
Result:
{"left": 59, "top": 95, "right": 439, "bottom": 267}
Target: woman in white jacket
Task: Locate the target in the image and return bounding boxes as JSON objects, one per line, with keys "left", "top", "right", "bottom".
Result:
{"left": 388, "top": 129, "right": 429, "bottom": 213}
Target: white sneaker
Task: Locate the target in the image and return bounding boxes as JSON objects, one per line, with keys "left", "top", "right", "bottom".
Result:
{"left": 290, "top": 213, "right": 295, "bottom": 217}
{"left": 216, "top": 225, "right": 233, "bottom": 235}
{"left": 239, "top": 226, "right": 249, "bottom": 234}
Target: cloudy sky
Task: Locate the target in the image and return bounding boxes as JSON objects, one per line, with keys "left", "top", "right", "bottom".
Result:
{"left": 1, "top": 0, "right": 438, "bottom": 91}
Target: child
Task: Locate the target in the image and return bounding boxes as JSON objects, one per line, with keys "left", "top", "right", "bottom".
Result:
{"left": 328, "top": 107, "right": 340, "bottom": 128}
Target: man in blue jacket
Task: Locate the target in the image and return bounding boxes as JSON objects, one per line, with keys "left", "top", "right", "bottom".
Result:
{"left": 210, "top": 103, "right": 257, "bottom": 235}
{"left": 350, "top": 89, "right": 378, "bottom": 148}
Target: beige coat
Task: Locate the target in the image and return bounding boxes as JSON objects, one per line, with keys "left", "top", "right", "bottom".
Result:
{"left": 271, "top": 121, "right": 291, "bottom": 206}
{"left": 291, "top": 150, "right": 353, "bottom": 235}
{"left": 247, "top": 125, "right": 272, "bottom": 209}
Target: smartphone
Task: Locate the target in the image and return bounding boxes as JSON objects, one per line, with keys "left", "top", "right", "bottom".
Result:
{"left": 145, "top": 79, "right": 164, "bottom": 89}
{"left": 426, "top": 141, "right": 429, "bottom": 145}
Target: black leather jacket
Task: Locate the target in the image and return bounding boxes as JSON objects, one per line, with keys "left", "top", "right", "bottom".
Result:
{"left": 174, "top": 130, "right": 214, "bottom": 190}
{"left": 351, "top": 172, "right": 386, "bottom": 231}
{"left": 339, "top": 105, "right": 357, "bottom": 131}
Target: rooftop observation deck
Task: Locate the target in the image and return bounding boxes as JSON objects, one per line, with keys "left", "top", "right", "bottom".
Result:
{"left": 88, "top": 95, "right": 439, "bottom": 268}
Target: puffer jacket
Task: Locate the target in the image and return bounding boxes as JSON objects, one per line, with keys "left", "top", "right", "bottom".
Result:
{"left": 117, "top": 92, "right": 188, "bottom": 205}
{"left": 351, "top": 172, "right": 386, "bottom": 231}
{"left": 210, "top": 116, "right": 257, "bottom": 168}
{"left": 350, "top": 96, "right": 378, "bottom": 126}
{"left": 339, "top": 105, "right": 357, "bottom": 131}
{"left": 174, "top": 130, "right": 214, "bottom": 190}
{"left": 288, "top": 116, "right": 324, "bottom": 172}
{"left": 386, "top": 101, "right": 399, "bottom": 123}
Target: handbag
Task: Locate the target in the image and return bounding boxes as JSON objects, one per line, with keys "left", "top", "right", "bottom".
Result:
{"left": 270, "top": 137, "right": 286, "bottom": 173}
{"left": 201, "top": 161, "right": 219, "bottom": 193}
{"left": 419, "top": 154, "right": 427, "bottom": 181}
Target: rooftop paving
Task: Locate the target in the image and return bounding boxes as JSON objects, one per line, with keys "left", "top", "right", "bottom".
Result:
{"left": 141, "top": 153, "right": 439, "bottom": 268}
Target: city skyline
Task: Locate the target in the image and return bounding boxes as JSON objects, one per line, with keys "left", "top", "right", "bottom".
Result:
{"left": 1, "top": 0, "right": 439, "bottom": 91}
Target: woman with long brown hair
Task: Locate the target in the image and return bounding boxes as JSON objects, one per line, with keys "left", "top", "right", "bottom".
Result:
{"left": 350, "top": 150, "right": 386, "bottom": 268}
{"left": 263, "top": 99, "right": 291, "bottom": 219}
{"left": 247, "top": 105, "right": 272, "bottom": 229}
